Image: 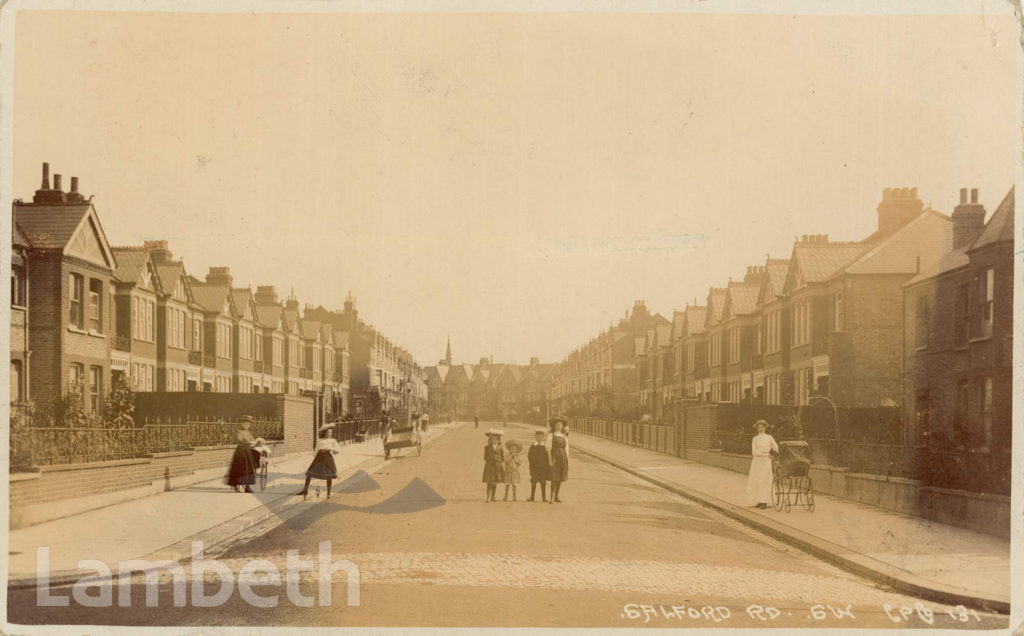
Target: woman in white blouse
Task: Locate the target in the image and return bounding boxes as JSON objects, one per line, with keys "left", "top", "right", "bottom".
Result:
{"left": 297, "top": 424, "right": 343, "bottom": 499}
{"left": 746, "top": 420, "right": 779, "bottom": 509}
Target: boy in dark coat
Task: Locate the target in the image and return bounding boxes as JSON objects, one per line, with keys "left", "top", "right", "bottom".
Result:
{"left": 527, "top": 430, "right": 549, "bottom": 502}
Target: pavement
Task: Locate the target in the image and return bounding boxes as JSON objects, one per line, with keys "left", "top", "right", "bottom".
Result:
{"left": 556, "top": 427, "right": 1011, "bottom": 614}
{"left": 7, "top": 422, "right": 455, "bottom": 588}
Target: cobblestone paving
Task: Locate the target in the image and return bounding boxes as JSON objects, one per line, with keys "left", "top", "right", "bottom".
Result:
{"left": 165, "top": 551, "right": 931, "bottom": 607}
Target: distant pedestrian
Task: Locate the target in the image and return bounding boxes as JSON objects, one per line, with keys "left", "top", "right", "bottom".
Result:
{"left": 474, "top": 415, "right": 479, "bottom": 429}
{"left": 746, "top": 420, "right": 779, "bottom": 509}
{"left": 297, "top": 424, "right": 343, "bottom": 499}
{"left": 546, "top": 416, "right": 569, "bottom": 503}
{"left": 527, "top": 429, "right": 549, "bottom": 502}
{"left": 225, "top": 416, "right": 259, "bottom": 493}
{"left": 503, "top": 441, "right": 522, "bottom": 501}
{"left": 482, "top": 429, "right": 505, "bottom": 502}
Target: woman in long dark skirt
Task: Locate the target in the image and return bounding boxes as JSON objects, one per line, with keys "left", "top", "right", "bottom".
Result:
{"left": 546, "top": 416, "right": 569, "bottom": 503}
{"left": 297, "top": 424, "right": 343, "bottom": 499}
{"left": 226, "top": 416, "right": 259, "bottom": 493}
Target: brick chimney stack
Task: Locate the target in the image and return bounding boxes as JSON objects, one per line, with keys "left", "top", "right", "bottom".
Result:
{"left": 66, "top": 176, "right": 86, "bottom": 204}
{"left": 33, "top": 162, "right": 68, "bottom": 204}
{"left": 205, "top": 266, "right": 233, "bottom": 287}
{"left": 952, "top": 187, "right": 986, "bottom": 249}
{"left": 284, "top": 288, "right": 299, "bottom": 311}
{"left": 876, "top": 186, "right": 923, "bottom": 238}
{"left": 144, "top": 240, "right": 173, "bottom": 263}
{"left": 254, "top": 285, "right": 279, "bottom": 305}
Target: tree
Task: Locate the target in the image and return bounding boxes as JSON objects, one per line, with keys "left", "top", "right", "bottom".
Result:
{"left": 46, "top": 380, "right": 91, "bottom": 428}
{"left": 103, "top": 375, "right": 136, "bottom": 428}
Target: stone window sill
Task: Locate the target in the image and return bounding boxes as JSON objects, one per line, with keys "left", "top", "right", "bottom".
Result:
{"left": 968, "top": 335, "right": 992, "bottom": 344}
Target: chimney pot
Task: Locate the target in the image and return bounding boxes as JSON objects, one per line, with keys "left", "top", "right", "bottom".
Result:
{"left": 960, "top": 188, "right": 967, "bottom": 204}
{"left": 53, "top": 174, "right": 63, "bottom": 192}
{"left": 801, "top": 234, "right": 808, "bottom": 242}
{"left": 41, "top": 163, "right": 51, "bottom": 190}
{"left": 971, "top": 188, "right": 978, "bottom": 203}
{"left": 70, "top": 176, "right": 79, "bottom": 193}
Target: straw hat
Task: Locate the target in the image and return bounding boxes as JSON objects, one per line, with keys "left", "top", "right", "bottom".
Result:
{"left": 549, "top": 415, "right": 567, "bottom": 425}
{"left": 486, "top": 428, "right": 504, "bottom": 437}
{"left": 254, "top": 437, "right": 266, "bottom": 446}
{"left": 319, "top": 423, "right": 336, "bottom": 433}
{"left": 753, "top": 419, "right": 769, "bottom": 432}
{"left": 505, "top": 440, "right": 522, "bottom": 452}
{"left": 238, "top": 415, "right": 254, "bottom": 429}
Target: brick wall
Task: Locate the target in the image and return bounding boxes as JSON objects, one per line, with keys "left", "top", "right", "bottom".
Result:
{"left": 27, "top": 255, "right": 63, "bottom": 403}
{"left": 682, "top": 403, "right": 718, "bottom": 451}
{"left": 844, "top": 275, "right": 909, "bottom": 407}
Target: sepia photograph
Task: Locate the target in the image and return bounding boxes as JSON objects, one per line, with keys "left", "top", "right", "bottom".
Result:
{"left": 1, "top": 0, "right": 1020, "bottom": 632}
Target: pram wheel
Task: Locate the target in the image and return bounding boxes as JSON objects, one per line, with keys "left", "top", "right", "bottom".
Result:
{"left": 772, "top": 477, "right": 784, "bottom": 511}
{"left": 804, "top": 481, "right": 815, "bottom": 512}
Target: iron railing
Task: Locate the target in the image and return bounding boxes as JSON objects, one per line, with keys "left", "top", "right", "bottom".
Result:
{"left": 112, "top": 335, "right": 131, "bottom": 352}
{"left": 188, "top": 350, "right": 203, "bottom": 365}
{"left": 10, "top": 413, "right": 283, "bottom": 468}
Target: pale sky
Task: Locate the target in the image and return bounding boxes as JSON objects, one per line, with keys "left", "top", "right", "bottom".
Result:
{"left": 11, "top": 9, "right": 1018, "bottom": 366}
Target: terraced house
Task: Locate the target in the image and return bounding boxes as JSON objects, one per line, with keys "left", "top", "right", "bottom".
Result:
{"left": 903, "top": 187, "right": 1014, "bottom": 448}
{"left": 10, "top": 164, "right": 423, "bottom": 416}
{"left": 13, "top": 165, "right": 116, "bottom": 413}
{"left": 549, "top": 300, "right": 666, "bottom": 417}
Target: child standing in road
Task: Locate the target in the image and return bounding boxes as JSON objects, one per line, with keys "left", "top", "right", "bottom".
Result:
{"left": 527, "top": 429, "right": 549, "bottom": 502}
{"left": 503, "top": 441, "right": 522, "bottom": 501}
{"left": 482, "top": 429, "right": 505, "bottom": 502}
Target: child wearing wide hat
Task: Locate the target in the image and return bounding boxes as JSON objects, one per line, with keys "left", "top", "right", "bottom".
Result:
{"left": 503, "top": 440, "right": 522, "bottom": 501}
{"left": 297, "top": 423, "right": 343, "bottom": 499}
{"left": 482, "top": 429, "right": 505, "bottom": 502}
{"left": 546, "top": 416, "right": 570, "bottom": 503}
{"left": 527, "top": 429, "right": 550, "bottom": 502}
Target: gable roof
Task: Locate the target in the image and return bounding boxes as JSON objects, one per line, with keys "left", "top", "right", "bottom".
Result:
{"left": 255, "top": 303, "right": 284, "bottom": 329}
{"left": 840, "top": 209, "right": 951, "bottom": 277}
{"left": 724, "top": 282, "right": 760, "bottom": 317}
{"left": 191, "top": 284, "right": 233, "bottom": 315}
{"left": 705, "top": 289, "right": 727, "bottom": 328}
{"left": 784, "top": 242, "right": 868, "bottom": 293}
{"left": 757, "top": 258, "right": 790, "bottom": 306}
{"left": 154, "top": 262, "right": 189, "bottom": 300}
{"left": 669, "top": 310, "right": 686, "bottom": 342}
{"left": 906, "top": 187, "right": 1015, "bottom": 286}
{"left": 969, "top": 186, "right": 1014, "bottom": 252}
{"left": 231, "top": 288, "right": 259, "bottom": 324}
{"left": 13, "top": 222, "right": 31, "bottom": 248}
{"left": 111, "top": 248, "right": 152, "bottom": 285}
{"left": 15, "top": 203, "right": 116, "bottom": 269}
{"left": 683, "top": 306, "right": 707, "bottom": 336}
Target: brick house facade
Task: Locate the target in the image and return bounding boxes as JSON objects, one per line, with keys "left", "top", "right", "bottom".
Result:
{"left": 903, "top": 187, "right": 1014, "bottom": 448}
{"left": 14, "top": 165, "right": 117, "bottom": 414}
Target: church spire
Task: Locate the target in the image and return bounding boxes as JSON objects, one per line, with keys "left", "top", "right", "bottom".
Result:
{"left": 445, "top": 335, "right": 452, "bottom": 365}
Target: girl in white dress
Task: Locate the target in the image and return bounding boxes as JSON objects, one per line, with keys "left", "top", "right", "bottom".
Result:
{"left": 746, "top": 420, "right": 779, "bottom": 509}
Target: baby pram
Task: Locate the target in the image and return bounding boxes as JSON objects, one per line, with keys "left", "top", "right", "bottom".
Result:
{"left": 772, "top": 440, "right": 815, "bottom": 512}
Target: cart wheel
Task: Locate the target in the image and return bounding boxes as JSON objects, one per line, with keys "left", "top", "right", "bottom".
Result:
{"left": 805, "top": 482, "right": 815, "bottom": 512}
{"left": 783, "top": 490, "right": 792, "bottom": 512}
{"left": 772, "top": 478, "right": 784, "bottom": 511}
{"left": 258, "top": 465, "right": 268, "bottom": 491}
